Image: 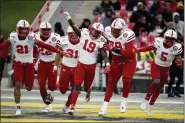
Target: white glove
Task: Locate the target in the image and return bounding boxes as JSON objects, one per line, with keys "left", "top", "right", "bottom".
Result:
{"left": 8, "top": 70, "right": 14, "bottom": 76}
{"left": 60, "top": 7, "right": 71, "bottom": 20}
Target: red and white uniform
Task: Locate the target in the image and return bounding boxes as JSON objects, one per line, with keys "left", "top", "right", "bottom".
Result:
{"left": 79, "top": 28, "right": 106, "bottom": 64}
{"left": 36, "top": 32, "right": 61, "bottom": 62}
{"left": 74, "top": 28, "right": 106, "bottom": 90}
{"left": 58, "top": 36, "right": 80, "bottom": 93}
{"left": 154, "top": 37, "right": 182, "bottom": 67}
{"left": 35, "top": 32, "right": 61, "bottom": 94}
{"left": 9, "top": 32, "right": 35, "bottom": 88}
{"left": 151, "top": 37, "right": 182, "bottom": 79}
{"left": 103, "top": 26, "right": 137, "bottom": 102}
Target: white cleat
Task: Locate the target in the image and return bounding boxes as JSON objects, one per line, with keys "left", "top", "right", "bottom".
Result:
{"left": 68, "top": 107, "right": 75, "bottom": 116}
{"left": 15, "top": 109, "right": 21, "bottom": 116}
{"left": 147, "top": 104, "right": 152, "bottom": 116}
{"left": 140, "top": 100, "right": 148, "bottom": 111}
{"left": 98, "top": 107, "right": 107, "bottom": 116}
{"left": 120, "top": 100, "right": 127, "bottom": 113}
{"left": 62, "top": 106, "right": 69, "bottom": 114}
{"left": 42, "top": 105, "right": 52, "bottom": 113}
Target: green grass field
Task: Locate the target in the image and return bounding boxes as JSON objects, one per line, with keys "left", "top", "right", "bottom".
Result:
{"left": 1, "top": 0, "right": 45, "bottom": 39}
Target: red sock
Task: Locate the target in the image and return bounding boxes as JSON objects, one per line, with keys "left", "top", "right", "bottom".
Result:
{"left": 122, "top": 78, "right": 131, "bottom": 98}
{"left": 65, "top": 93, "right": 72, "bottom": 107}
{"left": 71, "top": 91, "right": 78, "bottom": 108}
{"left": 145, "top": 83, "right": 155, "bottom": 101}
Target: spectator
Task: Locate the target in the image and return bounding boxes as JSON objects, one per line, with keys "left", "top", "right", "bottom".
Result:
{"left": 93, "top": 0, "right": 112, "bottom": 16}
{"left": 79, "top": 18, "right": 91, "bottom": 29}
{"left": 176, "top": 1, "right": 184, "bottom": 21}
{"left": 150, "top": 14, "right": 166, "bottom": 36}
{"left": 133, "top": 16, "right": 151, "bottom": 38}
{"left": 110, "top": 0, "right": 121, "bottom": 10}
{"left": 172, "top": 12, "right": 184, "bottom": 36}
{"left": 100, "top": 8, "right": 115, "bottom": 27}
{"left": 54, "top": 22, "right": 65, "bottom": 36}
{"left": 0, "top": 32, "right": 9, "bottom": 84}
{"left": 126, "top": 0, "right": 145, "bottom": 10}
{"left": 129, "top": 2, "right": 153, "bottom": 24}
{"left": 167, "top": 32, "right": 184, "bottom": 98}
{"left": 167, "top": 0, "right": 178, "bottom": 13}
{"left": 150, "top": 0, "right": 172, "bottom": 22}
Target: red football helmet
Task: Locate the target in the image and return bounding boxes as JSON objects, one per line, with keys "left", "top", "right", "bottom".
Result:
{"left": 88, "top": 22, "right": 104, "bottom": 39}
{"left": 39, "top": 21, "right": 52, "bottom": 40}
{"left": 111, "top": 18, "right": 126, "bottom": 38}
{"left": 163, "top": 29, "right": 177, "bottom": 48}
{"left": 67, "top": 26, "right": 80, "bottom": 45}
{"left": 16, "top": 20, "right": 30, "bottom": 39}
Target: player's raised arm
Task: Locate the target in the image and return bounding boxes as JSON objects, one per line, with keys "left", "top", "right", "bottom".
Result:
{"left": 60, "top": 8, "right": 81, "bottom": 37}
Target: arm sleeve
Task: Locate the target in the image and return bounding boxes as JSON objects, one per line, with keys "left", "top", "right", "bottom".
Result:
{"left": 137, "top": 45, "right": 155, "bottom": 52}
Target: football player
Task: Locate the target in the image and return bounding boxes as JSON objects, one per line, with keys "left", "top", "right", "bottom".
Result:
{"left": 60, "top": 8, "right": 110, "bottom": 115}
{"left": 98, "top": 18, "right": 137, "bottom": 116}
{"left": 35, "top": 21, "right": 66, "bottom": 112}
{"left": 0, "top": 20, "right": 68, "bottom": 115}
{"left": 136, "top": 29, "right": 182, "bottom": 116}
{"left": 53, "top": 26, "right": 80, "bottom": 113}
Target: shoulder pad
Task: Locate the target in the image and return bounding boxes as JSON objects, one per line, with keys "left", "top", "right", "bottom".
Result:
{"left": 173, "top": 43, "right": 182, "bottom": 55}
{"left": 123, "top": 30, "right": 135, "bottom": 42}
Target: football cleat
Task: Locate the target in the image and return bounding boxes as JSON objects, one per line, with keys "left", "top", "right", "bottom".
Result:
{"left": 85, "top": 88, "right": 92, "bottom": 102}
{"left": 68, "top": 105, "right": 75, "bottom": 115}
{"left": 42, "top": 105, "right": 52, "bottom": 113}
{"left": 120, "top": 99, "right": 127, "bottom": 113}
{"left": 98, "top": 106, "right": 107, "bottom": 116}
{"left": 140, "top": 100, "right": 148, "bottom": 111}
{"left": 15, "top": 109, "right": 21, "bottom": 116}
{"left": 62, "top": 106, "right": 69, "bottom": 114}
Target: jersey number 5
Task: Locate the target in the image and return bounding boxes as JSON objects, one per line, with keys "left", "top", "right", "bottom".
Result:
{"left": 83, "top": 40, "right": 96, "bottom": 53}
{"left": 160, "top": 52, "right": 168, "bottom": 61}
{"left": 16, "top": 45, "right": 28, "bottom": 54}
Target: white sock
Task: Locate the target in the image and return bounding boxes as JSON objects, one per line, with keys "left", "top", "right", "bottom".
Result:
{"left": 102, "top": 101, "right": 109, "bottom": 108}
{"left": 121, "top": 97, "right": 127, "bottom": 103}
{"left": 16, "top": 103, "right": 20, "bottom": 106}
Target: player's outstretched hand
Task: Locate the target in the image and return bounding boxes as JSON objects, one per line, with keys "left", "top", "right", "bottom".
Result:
{"left": 60, "top": 7, "right": 71, "bottom": 20}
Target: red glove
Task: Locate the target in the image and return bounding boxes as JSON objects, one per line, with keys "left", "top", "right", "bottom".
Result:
{"left": 104, "top": 63, "right": 111, "bottom": 74}
{"left": 103, "top": 42, "right": 113, "bottom": 51}
{"left": 175, "top": 58, "right": 182, "bottom": 68}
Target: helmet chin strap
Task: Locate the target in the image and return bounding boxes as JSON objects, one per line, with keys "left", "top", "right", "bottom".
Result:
{"left": 40, "top": 35, "right": 49, "bottom": 41}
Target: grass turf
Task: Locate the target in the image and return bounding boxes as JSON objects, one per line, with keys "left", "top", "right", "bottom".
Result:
{"left": 1, "top": 0, "right": 45, "bottom": 39}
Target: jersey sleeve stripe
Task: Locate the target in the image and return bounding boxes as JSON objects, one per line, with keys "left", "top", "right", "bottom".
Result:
{"left": 127, "top": 37, "right": 135, "bottom": 42}
{"left": 127, "top": 35, "right": 135, "bottom": 42}
{"left": 128, "top": 34, "right": 135, "bottom": 39}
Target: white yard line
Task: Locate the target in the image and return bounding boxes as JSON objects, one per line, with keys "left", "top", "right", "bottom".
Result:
{"left": 1, "top": 96, "right": 184, "bottom": 104}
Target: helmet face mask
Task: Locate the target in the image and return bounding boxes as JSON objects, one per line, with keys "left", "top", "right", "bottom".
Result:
{"left": 163, "top": 29, "right": 177, "bottom": 48}
{"left": 68, "top": 32, "right": 79, "bottom": 45}
{"left": 111, "top": 27, "right": 122, "bottom": 38}
{"left": 40, "top": 28, "right": 52, "bottom": 39}
{"left": 88, "top": 22, "right": 104, "bottom": 39}
{"left": 16, "top": 20, "right": 30, "bottom": 39}
{"left": 164, "top": 37, "right": 176, "bottom": 48}
{"left": 89, "top": 27, "right": 102, "bottom": 39}
{"left": 39, "top": 21, "right": 52, "bottom": 40}
{"left": 110, "top": 18, "right": 126, "bottom": 38}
